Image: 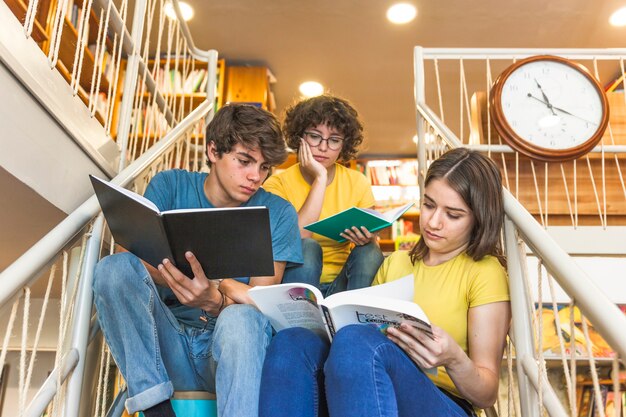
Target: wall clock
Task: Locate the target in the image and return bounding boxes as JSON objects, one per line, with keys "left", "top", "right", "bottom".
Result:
{"left": 490, "top": 55, "right": 609, "bottom": 162}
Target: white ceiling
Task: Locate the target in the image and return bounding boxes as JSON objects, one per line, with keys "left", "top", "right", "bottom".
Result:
{"left": 182, "top": 0, "right": 626, "bottom": 156}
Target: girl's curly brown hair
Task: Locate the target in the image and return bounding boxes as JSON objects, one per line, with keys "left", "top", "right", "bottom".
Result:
{"left": 282, "top": 95, "right": 364, "bottom": 162}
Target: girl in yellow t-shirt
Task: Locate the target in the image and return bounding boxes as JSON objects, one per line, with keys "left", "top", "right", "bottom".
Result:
{"left": 263, "top": 95, "right": 383, "bottom": 296}
{"left": 259, "top": 148, "right": 511, "bottom": 417}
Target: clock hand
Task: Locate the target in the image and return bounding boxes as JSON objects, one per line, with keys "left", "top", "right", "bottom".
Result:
{"left": 534, "top": 79, "right": 557, "bottom": 116}
{"left": 526, "top": 93, "right": 598, "bottom": 126}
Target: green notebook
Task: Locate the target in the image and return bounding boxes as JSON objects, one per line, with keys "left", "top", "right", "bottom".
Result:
{"left": 304, "top": 202, "right": 415, "bottom": 242}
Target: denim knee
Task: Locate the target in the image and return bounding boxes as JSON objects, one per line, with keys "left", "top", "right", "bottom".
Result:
{"left": 212, "top": 304, "right": 272, "bottom": 357}
{"left": 349, "top": 242, "right": 384, "bottom": 268}
{"left": 266, "top": 327, "right": 327, "bottom": 367}
{"left": 302, "top": 238, "right": 322, "bottom": 259}
{"left": 93, "top": 252, "right": 147, "bottom": 299}
{"left": 325, "top": 325, "right": 385, "bottom": 377}
{"left": 282, "top": 238, "right": 323, "bottom": 286}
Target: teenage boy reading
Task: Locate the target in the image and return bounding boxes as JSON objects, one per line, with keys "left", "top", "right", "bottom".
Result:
{"left": 263, "top": 94, "right": 383, "bottom": 296}
{"left": 92, "top": 104, "right": 303, "bottom": 417}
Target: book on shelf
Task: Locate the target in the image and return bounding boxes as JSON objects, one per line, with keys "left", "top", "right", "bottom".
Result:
{"left": 365, "top": 160, "right": 418, "bottom": 186}
{"left": 536, "top": 304, "right": 623, "bottom": 360}
{"left": 89, "top": 175, "right": 274, "bottom": 279}
{"left": 154, "top": 67, "right": 208, "bottom": 95}
{"left": 248, "top": 274, "right": 432, "bottom": 340}
{"left": 304, "top": 202, "right": 415, "bottom": 242}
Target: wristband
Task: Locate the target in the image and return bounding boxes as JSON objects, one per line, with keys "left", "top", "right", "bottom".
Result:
{"left": 199, "top": 280, "right": 226, "bottom": 322}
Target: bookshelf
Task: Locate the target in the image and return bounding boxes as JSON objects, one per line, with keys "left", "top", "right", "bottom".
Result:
{"left": 146, "top": 57, "right": 225, "bottom": 110}
{"left": 575, "top": 375, "right": 625, "bottom": 417}
{"left": 6, "top": 0, "right": 120, "bottom": 125}
{"left": 116, "top": 57, "right": 225, "bottom": 151}
{"left": 354, "top": 158, "right": 421, "bottom": 252}
{"left": 224, "top": 65, "right": 276, "bottom": 112}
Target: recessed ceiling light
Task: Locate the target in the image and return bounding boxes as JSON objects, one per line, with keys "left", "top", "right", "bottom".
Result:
{"left": 299, "top": 81, "right": 324, "bottom": 97}
{"left": 164, "top": 1, "right": 194, "bottom": 22}
{"left": 387, "top": 3, "right": 417, "bottom": 25}
{"left": 609, "top": 6, "right": 626, "bottom": 26}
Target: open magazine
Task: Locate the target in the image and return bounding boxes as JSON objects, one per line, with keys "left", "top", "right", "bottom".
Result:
{"left": 248, "top": 275, "right": 431, "bottom": 341}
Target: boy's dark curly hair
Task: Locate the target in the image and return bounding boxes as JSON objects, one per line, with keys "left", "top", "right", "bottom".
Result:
{"left": 282, "top": 95, "right": 364, "bottom": 161}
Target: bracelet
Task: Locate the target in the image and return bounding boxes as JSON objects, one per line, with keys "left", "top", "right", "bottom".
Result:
{"left": 199, "top": 280, "right": 226, "bottom": 322}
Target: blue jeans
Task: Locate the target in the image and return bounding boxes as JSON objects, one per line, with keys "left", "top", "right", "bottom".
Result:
{"left": 259, "top": 325, "right": 472, "bottom": 417}
{"left": 93, "top": 252, "right": 272, "bottom": 417}
{"left": 282, "top": 238, "right": 384, "bottom": 296}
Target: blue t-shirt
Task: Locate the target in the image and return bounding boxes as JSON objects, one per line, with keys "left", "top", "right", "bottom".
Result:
{"left": 144, "top": 169, "right": 302, "bottom": 328}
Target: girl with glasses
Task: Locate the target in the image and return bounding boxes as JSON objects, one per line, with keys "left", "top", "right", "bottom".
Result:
{"left": 263, "top": 94, "right": 384, "bottom": 296}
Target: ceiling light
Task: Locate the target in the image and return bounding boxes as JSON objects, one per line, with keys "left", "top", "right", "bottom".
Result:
{"left": 299, "top": 81, "right": 324, "bottom": 98}
{"left": 387, "top": 3, "right": 417, "bottom": 25}
{"left": 164, "top": 1, "right": 194, "bottom": 22}
{"left": 609, "top": 7, "right": 626, "bottom": 26}
{"left": 412, "top": 133, "right": 434, "bottom": 144}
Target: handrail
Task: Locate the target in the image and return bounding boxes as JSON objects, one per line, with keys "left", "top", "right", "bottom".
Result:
{"left": 417, "top": 47, "right": 626, "bottom": 60}
{"left": 170, "top": 0, "right": 211, "bottom": 62}
{"left": 415, "top": 100, "right": 626, "bottom": 360}
{"left": 91, "top": 0, "right": 213, "bottom": 62}
{"left": 24, "top": 349, "right": 80, "bottom": 417}
{"left": 0, "top": 100, "right": 214, "bottom": 307}
{"left": 467, "top": 144, "right": 626, "bottom": 154}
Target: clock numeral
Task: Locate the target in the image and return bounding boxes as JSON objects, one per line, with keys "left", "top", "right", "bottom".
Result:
{"left": 509, "top": 85, "right": 519, "bottom": 92}
{"left": 550, "top": 140, "right": 556, "bottom": 147}
{"left": 523, "top": 71, "right": 531, "bottom": 79}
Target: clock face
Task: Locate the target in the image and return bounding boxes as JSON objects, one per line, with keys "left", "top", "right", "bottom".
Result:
{"left": 491, "top": 56, "right": 609, "bottom": 162}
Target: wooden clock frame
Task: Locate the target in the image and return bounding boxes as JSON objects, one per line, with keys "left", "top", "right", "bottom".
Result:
{"left": 489, "top": 55, "right": 610, "bottom": 162}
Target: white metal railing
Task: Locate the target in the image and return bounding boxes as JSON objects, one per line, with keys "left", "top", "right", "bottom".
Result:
{"left": 0, "top": 0, "right": 218, "bottom": 416}
{"left": 414, "top": 47, "right": 626, "bottom": 417}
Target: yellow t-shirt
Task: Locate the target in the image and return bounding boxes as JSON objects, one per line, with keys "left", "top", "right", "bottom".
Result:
{"left": 263, "top": 163, "right": 375, "bottom": 283}
{"left": 373, "top": 250, "right": 510, "bottom": 398}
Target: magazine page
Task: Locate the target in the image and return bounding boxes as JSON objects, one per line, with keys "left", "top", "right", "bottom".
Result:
{"left": 321, "top": 293, "right": 431, "bottom": 336}
{"left": 342, "top": 274, "right": 414, "bottom": 301}
{"left": 248, "top": 283, "right": 328, "bottom": 338}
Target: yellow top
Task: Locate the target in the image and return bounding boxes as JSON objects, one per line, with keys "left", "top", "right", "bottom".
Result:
{"left": 373, "top": 250, "right": 510, "bottom": 398}
{"left": 263, "top": 163, "right": 375, "bottom": 283}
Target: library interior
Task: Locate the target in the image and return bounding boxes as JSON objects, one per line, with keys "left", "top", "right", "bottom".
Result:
{"left": 1, "top": 1, "right": 626, "bottom": 417}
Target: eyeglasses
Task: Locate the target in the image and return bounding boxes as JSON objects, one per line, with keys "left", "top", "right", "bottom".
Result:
{"left": 302, "top": 131, "right": 344, "bottom": 151}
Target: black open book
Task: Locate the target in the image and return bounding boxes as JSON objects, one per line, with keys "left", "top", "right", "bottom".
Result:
{"left": 90, "top": 175, "right": 274, "bottom": 279}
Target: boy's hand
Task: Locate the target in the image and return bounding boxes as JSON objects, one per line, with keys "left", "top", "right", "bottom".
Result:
{"left": 158, "top": 251, "right": 224, "bottom": 315}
